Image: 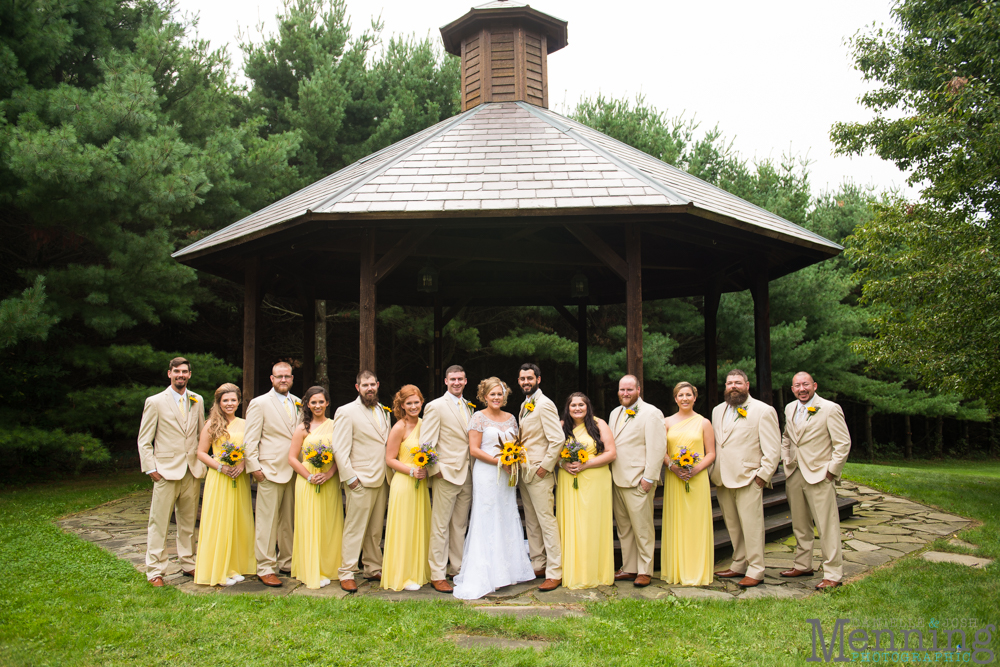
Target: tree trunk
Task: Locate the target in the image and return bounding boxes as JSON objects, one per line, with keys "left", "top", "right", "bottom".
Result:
{"left": 865, "top": 403, "right": 874, "bottom": 461}
{"left": 904, "top": 414, "right": 913, "bottom": 460}
{"left": 935, "top": 416, "right": 944, "bottom": 457}
{"left": 777, "top": 386, "right": 786, "bottom": 432}
{"left": 315, "top": 300, "right": 329, "bottom": 393}
{"left": 962, "top": 419, "right": 970, "bottom": 448}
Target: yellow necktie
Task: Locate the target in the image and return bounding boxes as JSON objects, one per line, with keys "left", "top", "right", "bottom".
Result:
{"left": 284, "top": 399, "right": 293, "bottom": 421}
{"left": 459, "top": 399, "right": 468, "bottom": 425}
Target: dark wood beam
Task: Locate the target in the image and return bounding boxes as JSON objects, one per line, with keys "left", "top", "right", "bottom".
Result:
{"left": 434, "top": 295, "right": 443, "bottom": 386}
{"left": 550, "top": 302, "right": 579, "bottom": 329}
{"left": 748, "top": 265, "right": 773, "bottom": 406}
{"left": 359, "top": 229, "right": 377, "bottom": 374}
{"left": 442, "top": 299, "right": 470, "bottom": 328}
{"left": 300, "top": 290, "right": 316, "bottom": 392}
{"left": 243, "top": 257, "right": 261, "bottom": 412}
{"left": 565, "top": 225, "right": 629, "bottom": 281}
{"left": 626, "top": 223, "right": 643, "bottom": 391}
{"left": 578, "top": 303, "right": 588, "bottom": 395}
{"left": 373, "top": 226, "right": 438, "bottom": 284}
{"left": 443, "top": 228, "right": 539, "bottom": 272}
{"left": 704, "top": 275, "right": 722, "bottom": 414}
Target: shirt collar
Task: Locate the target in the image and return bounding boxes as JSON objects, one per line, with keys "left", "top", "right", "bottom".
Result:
{"left": 271, "top": 387, "right": 291, "bottom": 403}
{"left": 446, "top": 391, "right": 464, "bottom": 406}
{"left": 169, "top": 386, "right": 187, "bottom": 401}
{"left": 798, "top": 395, "right": 816, "bottom": 409}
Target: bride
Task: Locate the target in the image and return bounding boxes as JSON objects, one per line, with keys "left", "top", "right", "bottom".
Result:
{"left": 452, "top": 377, "right": 535, "bottom": 599}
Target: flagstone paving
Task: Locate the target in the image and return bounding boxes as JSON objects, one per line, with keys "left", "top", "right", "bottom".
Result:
{"left": 57, "top": 480, "right": 978, "bottom": 605}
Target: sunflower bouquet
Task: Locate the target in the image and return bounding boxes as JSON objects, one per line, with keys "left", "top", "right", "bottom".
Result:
{"left": 670, "top": 447, "right": 702, "bottom": 492}
{"left": 560, "top": 436, "right": 590, "bottom": 489}
{"left": 216, "top": 441, "right": 245, "bottom": 488}
{"left": 499, "top": 434, "right": 527, "bottom": 487}
{"left": 410, "top": 443, "right": 438, "bottom": 488}
{"left": 302, "top": 440, "right": 335, "bottom": 493}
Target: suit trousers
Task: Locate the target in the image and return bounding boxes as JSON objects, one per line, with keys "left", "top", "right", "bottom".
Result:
{"left": 428, "top": 474, "right": 473, "bottom": 580}
{"left": 519, "top": 471, "right": 562, "bottom": 579}
{"left": 339, "top": 481, "right": 388, "bottom": 581}
{"left": 145, "top": 472, "right": 200, "bottom": 579}
{"left": 716, "top": 482, "right": 766, "bottom": 580}
{"left": 254, "top": 477, "right": 294, "bottom": 576}
{"left": 612, "top": 483, "right": 656, "bottom": 576}
{"left": 786, "top": 468, "right": 843, "bottom": 581}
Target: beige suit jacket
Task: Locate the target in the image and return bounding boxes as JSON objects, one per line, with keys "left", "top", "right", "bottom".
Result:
{"left": 332, "top": 396, "right": 390, "bottom": 488}
{"left": 518, "top": 389, "right": 564, "bottom": 475}
{"left": 421, "top": 393, "right": 473, "bottom": 485}
{"left": 137, "top": 388, "right": 206, "bottom": 480}
{"left": 710, "top": 396, "right": 781, "bottom": 489}
{"left": 608, "top": 397, "right": 667, "bottom": 488}
{"left": 244, "top": 388, "right": 300, "bottom": 484}
{"left": 782, "top": 394, "right": 851, "bottom": 484}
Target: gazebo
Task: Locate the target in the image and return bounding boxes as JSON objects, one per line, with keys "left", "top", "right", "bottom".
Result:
{"left": 173, "top": 0, "right": 842, "bottom": 408}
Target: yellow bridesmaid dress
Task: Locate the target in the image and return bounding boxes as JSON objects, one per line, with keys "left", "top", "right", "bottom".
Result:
{"left": 557, "top": 423, "right": 614, "bottom": 589}
{"left": 661, "top": 414, "right": 714, "bottom": 585}
{"left": 195, "top": 417, "right": 256, "bottom": 585}
{"left": 382, "top": 419, "right": 432, "bottom": 591}
{"left": 291, "top": 418, "right": 343, "bottom": 589}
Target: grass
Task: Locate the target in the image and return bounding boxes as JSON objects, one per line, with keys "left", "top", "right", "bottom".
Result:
{"left": 1, "top": 462, "right": 998, "bottom": 666}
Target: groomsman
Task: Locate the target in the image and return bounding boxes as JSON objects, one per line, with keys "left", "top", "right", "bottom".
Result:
{"left": 517, "top": 363, "right": 565, "bottom": 592}
{"left": 137, "top": 357, "right": 206, "bottom": 587}
{"left": 244, "top": 361, "right": 300, "bottom": 587}
{"left": 608, "top": 374, "right": 666, "bottom": 587}
{"left": 780, "top": 371, "right": 851, "bottom": 590}
{"left": 711, "top": 369, "right": 780, "bottom": 588}
{"left": 332, "top": 370, "right": 390, "bottom": 592}
{"left": 421, "top": 365, "right": 475, "bottom": 594}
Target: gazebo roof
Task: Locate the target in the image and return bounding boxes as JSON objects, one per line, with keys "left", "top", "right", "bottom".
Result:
{"left": 175, "top": 102, "right": 840, "bottom": 264}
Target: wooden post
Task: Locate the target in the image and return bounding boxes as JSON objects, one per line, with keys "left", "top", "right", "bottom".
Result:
{"left": 359, "top": 228, "right": 377, "bottom": 374}
{"left": 625, "top": 223, "right": 643, "bottom": 391}
{"left": 748, "top": 267, "right": 773, "bottom": 406}
{"left": 315, "top": 299, "right": 329, "bottom": 392}
{"left": 301, "top": 292, "right": 316, "bottom": 392}
{"left": 904, "top": 414, "right": 913, "bottom": 460}
{"left": 578, "top": 303, "right": 588, "bottom": 395}
{"left": 434, "top": 295, "right": 443, "bottom": 387}
{"left": 704, "top": 279, "right": 721, "bottom": 412}
{"left": 242, "top": 257, "right": 260, "bottom": 412}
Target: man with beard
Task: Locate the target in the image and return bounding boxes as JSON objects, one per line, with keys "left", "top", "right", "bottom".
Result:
{"left": 608, "top": 374, "right": 666, "bottom": 587}
{"left": 710, "top": 369, "right": 780, "bottom": 588}
{"left": 780, "top": 371, "right": 851, "bottom": 590}
{"left": 332, "top": 370, "right": 391, "bottom": 592}
{"left": 516, "top": 363, "right": 565, "bottom": 591}
{"left": 137, "top": 357, "right": 206, "bottom": 586}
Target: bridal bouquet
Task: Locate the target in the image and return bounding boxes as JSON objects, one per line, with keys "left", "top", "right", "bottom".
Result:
{"left": 410, "top": 443, "right": 438, "bottom": 488}
{"left": 217, "top": 441, "right": 245, "bottom": 488}
{"left": 499, "top": 435, "right": 527, "bottom": 487}
{"left": 670, "top": 448, "right": 701, "bottom": 492}
{"left": 302, "top": 440, "right": 334, "bottom": 493}
{"left": 560, "top": 437, "right": 590, "bottom": 489}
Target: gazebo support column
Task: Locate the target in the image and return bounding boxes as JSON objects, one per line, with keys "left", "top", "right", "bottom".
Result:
{"left": 243, "top": 257, "right": 261, "bottom": 411}
{"left": 704, "top": 278, "right": 722, "bottom": 412}
{"left": 578, "top": 303, "right": 588, "bottom": 395}
{"left": 434, "top": 295, "right": 443, "bottom": 385}
{"left": 749, "top": 268, "right": 773, "bottom": 405}
{"left": 626, "top": 223, "right": 643, "bottom": 390}
{"left": 359, "top": 228, "right": 377, "bottom": 374}
{"left": 301, "top": 291, "right": 316, "bottom": 390}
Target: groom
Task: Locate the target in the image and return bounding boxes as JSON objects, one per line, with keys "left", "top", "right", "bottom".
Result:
{"left": 517, "top": 363, "right": 564, "bottom": 592}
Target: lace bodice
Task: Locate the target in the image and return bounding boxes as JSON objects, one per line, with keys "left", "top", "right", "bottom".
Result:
{"left": 468, "top": 412, "right": 517, "bottom": 457}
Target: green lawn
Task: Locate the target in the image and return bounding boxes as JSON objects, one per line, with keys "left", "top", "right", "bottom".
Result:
{"left": 1, "top": 462, "right": 997, "bottom": 666}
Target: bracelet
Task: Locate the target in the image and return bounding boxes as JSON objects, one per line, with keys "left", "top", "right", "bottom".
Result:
{"left": 409, "top": 468, "right": 415, "bottom": 477}
{"left": 307, "top": 474, "right": 315, "bottom": 484}
{"left": 219, "top": 464, "right": 227, "bottom": 474}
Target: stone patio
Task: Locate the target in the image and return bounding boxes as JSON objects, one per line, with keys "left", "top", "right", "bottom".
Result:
{"left": 57, "top": 480, "right": 977, "bottom": 605}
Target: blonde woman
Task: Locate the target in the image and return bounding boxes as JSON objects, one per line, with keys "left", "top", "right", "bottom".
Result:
{"left": 452, "top": 377, "right": 535, "bottom": 599}
{"left": 195, "top": 383, "right": 255, "bottom": 586}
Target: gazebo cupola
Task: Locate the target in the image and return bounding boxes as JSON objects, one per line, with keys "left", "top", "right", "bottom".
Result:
{"left": 440, "top": 0, "right": 568, "bottom": 110}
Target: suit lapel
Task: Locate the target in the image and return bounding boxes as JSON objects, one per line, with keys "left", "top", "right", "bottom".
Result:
{"left": 359, "top": 398, "right": 388, "bottom": 439}
{"left": 613, "top": 399, "right": 640, "bottom": 439}
{"left": 163, "top": 389, "right": 186, "bottom": 433}
{"left": 446, "top": 396, "right": 466, "bottom": 430}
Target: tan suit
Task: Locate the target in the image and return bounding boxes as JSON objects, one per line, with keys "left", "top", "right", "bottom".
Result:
{"left": 421, "top": 393, "right": 474, "bottom": 580}
{"left": 517, "top": 389, "right": 565, "bottom": 579}
{"left": 137, "top": 387, "right": 206, "bottom": 579}
{"left": 332, "top": 396, "right": 390, "bottom": 581}
{"left": 608, "top": 398, "right": 666, "bottom": 576}
{"left": 782, "top": 394, "right": 851, "bottom": 581}
{"left": 244, "top": 388, "right": 300, "bottom": 576}
{"left": 711, "top": 396, "right": 780, "bottom": 580}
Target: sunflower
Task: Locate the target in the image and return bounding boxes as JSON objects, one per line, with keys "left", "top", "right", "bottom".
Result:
{"left": 524, "top": 403, "right": 535, "bottom": 412}
{"left": 410, "top": 446, "right": 421, "bottom": 455}
{"left": 321, "top": 451, "right": 332, "bottom": 464}
{"left": 561, "top": 448, "right": 571, "bottom": 459}
{"left": 413, "top": 452, "right": 429, "bottom": 467}
{"left": 736, "top": 407, "right": 748, "bottom": 418}
{"left": 625, "top": 408, "right": 636, "bottom": 417}
{"left": 578, "top": 449, "right": 590, "bottom": 463}
{"left": 679, "top": 454, "right": 694, "bottom": 466}
{"left": 502, "top": 442, "right": 516, "bottom": 455}
{"left": 500, "top": 452, "right": 515, "bottom": 466}
{"left": 303, "top": 449, "right": 315, "bottom": 460}
{"left": 230, "top": 450, "right": 243, "bottom": 462}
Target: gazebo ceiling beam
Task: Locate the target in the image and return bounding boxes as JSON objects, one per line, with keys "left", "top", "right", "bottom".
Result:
{"left": 373, "top": 226, "right": 438, "bottom": 285}
{"left": 563, "top": 224, "right": 628, "bottom": 281}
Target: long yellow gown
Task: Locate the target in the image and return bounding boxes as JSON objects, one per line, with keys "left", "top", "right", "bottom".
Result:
{"left": 382, "top": 419, "right": 432, "bottom": 591}
{"left": 195, "top": 417, "right": 256, "bottom": 585}
{"left": 661, "top": 414, "right": 714, "bottom": 585}
{"left": 291, "top": 418, "right": 343, "bottom": 589}
{"left": 557, "top": 423, "right": 614, "bottom": 589}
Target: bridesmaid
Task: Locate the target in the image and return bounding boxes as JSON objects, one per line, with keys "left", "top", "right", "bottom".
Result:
{"left": 195, "top": 383, "right": 256, "bottom": 586}
{"left": 288, "top": 386, "right": 342, "bottom": 589}
{"left": 661, "top": 381, "right": 716, "bottom": 585}
{"left": 382, "top": 385, "right": 432, "bottom": 591}
{"left": 557, "top": 392, "right": 617, "bottom": 589}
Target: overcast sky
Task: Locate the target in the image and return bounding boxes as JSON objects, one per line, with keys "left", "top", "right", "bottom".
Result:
{"left": 176, "top": 0, "right": 912, "bottom": 199}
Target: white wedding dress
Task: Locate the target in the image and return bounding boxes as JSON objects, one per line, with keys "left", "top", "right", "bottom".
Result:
{"left": 452, "top": 412, "right": 535, "bottom": 600}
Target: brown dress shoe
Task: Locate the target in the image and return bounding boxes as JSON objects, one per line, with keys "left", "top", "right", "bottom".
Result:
{"left": 534, "top": 569, "right": 546, "bottom": 579}
{"left": 779, "top": 568, "right": 814, "bottom": 578}
{"left": 431, "top": 579, "right": 454, "bottom": 593}
{"left": 815, "top": 579, "right": 843, "bottom": 590}
{"left": 340, "top": 579, "right": 358, "bottom": 593}
{"left": 634, "top": 574, "right": 652, "bottom": 587}
{"left": 538, "top": 578, "right": 561, "bottom": 591}
{"left": 149, "top": 576, "right": 164, "bottom": 587}
{"left": 737, "top": 576, "right": 762, "bottom": 588}
{"left": 713, "top": 569, "right": 746, "bottom": 579}
{"left": 614, "top": 570, "right": 637, "bottom": 581}
{"left": 182, "top": 570, "right": 195, "bottom": 577}
{"left": 259, "top": 573, "right": 283, "bottom": 587}
{"left": 364, "top": 572, "right": 382, "bottom": 581}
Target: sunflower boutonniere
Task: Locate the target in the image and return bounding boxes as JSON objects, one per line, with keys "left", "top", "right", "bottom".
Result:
{"left": 624, "top": 406, "right": 638, "bottom": 422}
{"left": 735, "top": 406, "right": 748, "bottom": 420}
{"left": 465, "top": 400, "right": 477, "bottom": 415}
{"left": 806, "top": 405, "right": 820, "bottom": 420}
{"left": 523, "top": 396, "right": 536, "bottom": 414}
{"left": 379, "top": 404, "right": 392, "bottom": 416}
{"left": 188, "top": 394, "right": 199, "bottom": 405}
{"left": 294, "top": 399, "right": 302, "bottom": 411}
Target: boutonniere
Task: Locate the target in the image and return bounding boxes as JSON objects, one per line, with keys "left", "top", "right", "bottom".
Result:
{"left": 735, "top": 406, "right": 747, "bottom": 420}
{"left": 380, "top": 404, "right": 392, "bottom": 416}
{"left": 523, "top": 396, "right": 536, "bottom": 413}
{"left": 294, "top": 399, "right": 302, "bottom": 410}
{"left": 188, "top": 395, "right": 198, "bottom": 405}
{"left": 806, "top": 406, "right": 820, "bottom": 420}
{"left": 465, "top": 400, "right": 476, "bottom": 414}
{"left": 624, "top": 406, "right": 638, "bottom": 422}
